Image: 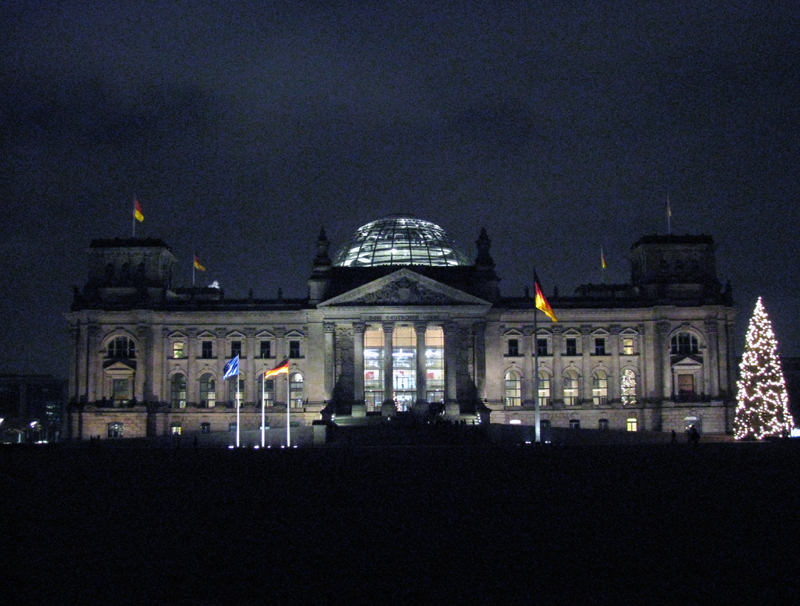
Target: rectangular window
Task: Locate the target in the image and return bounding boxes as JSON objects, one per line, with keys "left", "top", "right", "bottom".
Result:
{"left": 262, "top": 379, "right": 275, "bottom": 407}
{"left": 599, "top": 419, "right": 609, "bottom": 430}
{"left": 170, "top": 423, "right": 182, "bottom": 435}
{"left": 677, "top": 374, "right": 695, "bottom": 401}
{"left": 594, "top": 338, "right": 606, "bottom": 355}
{"left": 112, "top": 379, "right": 130, "bottom": 404}
{"left": 289, "top": 340, "right": 301, "bottom": 358}
{"left": 569, "top": 419, "right": 581, "bottom": 430}
{"left": 260, "top": 340, "right": 272, "bottom": 359}
{"left": 622, "top": 337, "right": 634, "bottom": 355}
{"left": 172, "top": 342, "right": 185, "bottom": 359}
{"left": 231, "top": 341, "right": 242, "bottom": 358}
{"left": 507, "top": 339, "right": 519, "bottom": 357}
{"left": 541, "top": 419, "right": 551, "bottom": 430}
{"left": 201, "top": 341, "right": 213, "bottom": 359}
{"left": 627, "top": 418, "right": 638, "bottom": 432}
{"left": 229, "top": 422, "right": 237, "bottom": 433}
{"left": 107, "top": 422, "right": 123, "bottom": 438}
{"left": 537, "top": 338, "right": 548, "bottom": 356}
{"left": 201, "top": 422, "right": 211, "bottom": 434}
{"left": 566, "top": 338, "right": 577, "bottom": 356}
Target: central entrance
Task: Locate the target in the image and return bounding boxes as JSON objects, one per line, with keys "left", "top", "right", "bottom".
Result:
{"left": 363, "top": 324, "right": 445, "bottom": 412}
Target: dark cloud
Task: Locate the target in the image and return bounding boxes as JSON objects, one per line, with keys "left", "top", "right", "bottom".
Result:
{"left": 2, "top": 0, "right": 800, "bottom": 376}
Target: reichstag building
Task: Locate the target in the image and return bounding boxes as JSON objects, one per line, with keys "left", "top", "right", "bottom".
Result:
{"left": 66, "top": 214, "right": 736, "bottom": 440}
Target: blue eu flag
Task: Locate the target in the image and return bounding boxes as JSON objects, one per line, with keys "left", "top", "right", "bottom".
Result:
{"left": 223, "top": 354, "right": 239, "bottom": 380}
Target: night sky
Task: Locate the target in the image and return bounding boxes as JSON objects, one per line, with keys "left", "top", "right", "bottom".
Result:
{"left": 3, "top": 1, "right": 799, "bottom": 379}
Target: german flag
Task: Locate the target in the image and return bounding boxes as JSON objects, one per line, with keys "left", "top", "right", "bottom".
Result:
{"left": 535, "top": 277, "right": 557, "bottom": 323}
{"left": 264, "top": 360, "right": 290, "bottom": 379}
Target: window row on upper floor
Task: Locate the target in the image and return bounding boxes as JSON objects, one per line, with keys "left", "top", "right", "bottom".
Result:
{"left": 504, "top": 335, "right": 638, "bottom": 357}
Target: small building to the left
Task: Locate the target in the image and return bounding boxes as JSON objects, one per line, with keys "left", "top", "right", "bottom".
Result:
{"left": 0, "top": 374, "right": 66, "bottom": 443}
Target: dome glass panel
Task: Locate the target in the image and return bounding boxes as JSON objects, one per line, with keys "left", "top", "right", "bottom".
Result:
{"left": 332, "top": 215, "right": 469, "bottom": 267}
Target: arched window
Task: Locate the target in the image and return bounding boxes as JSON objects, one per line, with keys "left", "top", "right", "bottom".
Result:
{"left": 227, "top": 377, "right": 245, "bottom": 404}
{"left": 107, "top": 336, "right": 135, "bottom": 359}
{"left": 504, "top": 370, "right": 521, "bottom": 407}
{"left": 538, "top": 371, "right": 551, "bottom": 405}
{"left": 592, "top": 370, "right": 608, "bottom": 405}
{"left": 563, "top": 369, "right": 579, "bottom": 405}
{"left": 170, "top": 374, "right": 187, "bottom": 408}
{"left": 621, "top": 369, "right": 637, "bottom": 406}
{"left": 261, "top": 378, "right": 275, "bottom": 407}
{"left": 671, "top": 332, "right": 699, "bottom": 355}
{"left": 200, "top": 373, "right": 216, "bottom": 407}
{"left": 290, "top": 373, "right": 304, "bottom": 408}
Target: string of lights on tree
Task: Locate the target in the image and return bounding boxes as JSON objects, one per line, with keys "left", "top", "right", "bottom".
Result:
{"left": 734, "top": 297, "right": 793, "bottom": 440}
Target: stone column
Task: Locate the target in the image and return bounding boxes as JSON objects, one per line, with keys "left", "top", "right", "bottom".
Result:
{"left": 705, "top": 319, "right": 720, "bottom": 398}
{"left": 87, "top": 322, "right": 101, "bottom": 403}
{"left": 353, "top": 322, "right": 366, "bottom": 402}
{"left": 580, "top": 325, "right": 592, "bottom": 403}
{"left": 444, "top": 322, "right": 459, "bottom": 415}
{"left": 135, "top": 324, "right": 149, "bottom": 402}
{"left": 323, "top": 322, "right": 336, "bottom": 401}
{"left": 382, "top": 322, "right": 395, "bottom": 416}
{"left": 656, "top": 321, "right": 672, "bottom": 400}
{"left": 414, "top": 322, "right": 427, "bottom": 403}
{"left": 552, "top": 326, "right": 563, "bottom": 403}
{"left": 274, "top": 327, "right": 287, "bottom": 407}
{"left": 473, "top": 321, "right": 487, "bottom": 400}
{"left": 609, "top": 325, "right": 621, "bottom": 403}
{"left": 522, "top": 326, "right": 534, "bottom": 406}
{"left": 186, "top": 328, "right": 198, "bottom": 405}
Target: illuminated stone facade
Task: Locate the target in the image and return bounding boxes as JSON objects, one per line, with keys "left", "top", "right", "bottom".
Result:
{"left": 66, "top": 217, "right": 736, "bottom": 440}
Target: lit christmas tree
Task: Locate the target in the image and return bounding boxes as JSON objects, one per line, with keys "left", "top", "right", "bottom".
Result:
{"left": 734, "top": 297, "right": 794, "bottom": 440}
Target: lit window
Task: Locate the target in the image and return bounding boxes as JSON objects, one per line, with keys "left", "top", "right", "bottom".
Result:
{"left": 621, "top": 369, "right": 637, "bottom": 405}
{"left": 170, "top": 423, "right": 182, "bottom": 436}
{"left": 261, "top": 379, "right": 275, "bottom": 407}
{"left": 504, "top": 370, "right": 521, "bottom": 406}
{"left": 507, "top": 339, "right": 520, "bottom": 357}
{"left": 289, "top": 340, "right": 301, "bottom": 358}
{"left": 112, "top": 378, "right": 130, "bottom": 405}
{"left": 594, "top": 338, "right": 606, "bottom": 355}
{"left": 170, "top": 374, "right": 187, "bottom": 408}
{"left": 290, "top": 373, "right": 304, "bottom": 408}
{"left": 228, "top": 378, "right": 245, "bottom": 403}
{"left": 231, "top": 341, "right": 242, "bottom": 358}
{"left": 563, "top": 370, "right": 579, "bottom": 405}
{"left": 538, "top": 371, "right": 550, "bottom": 405}
{"left": 364, "top": 327, "right": 384, "bottom": 411}
{"left": 627, "top": 418, "right": 638, "bottom": 432}
{"left": 107, "top": 422, "right": 123, "bottom": 438}
{"left": 201, "top": 341, "right": 213, "bottom": 359}
{"left": 622, "top": 337, "right": 634, "bottom": 355}
{"left": 172, "top": 341, "right": 185, "bottom": 359}
{"left": 592, "top": 370, "right": 608, "bottom": 405}
{"left": 200, "top": 373, "right": 216, "bottom": 407}
{"left": 566, "top": 338, "right": 578, "bottom": 356}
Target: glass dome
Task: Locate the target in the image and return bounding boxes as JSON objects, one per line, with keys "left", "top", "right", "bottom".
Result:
{"left": 332, "top": 214, "right": 469, "bottom": 267}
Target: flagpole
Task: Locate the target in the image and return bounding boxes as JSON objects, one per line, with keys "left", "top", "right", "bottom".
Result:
{"left": 235, "top": 377, "right": 240, "bottom": 448}
{"left": 286, "top": 370, "right": 291, "bottom": 447}
{"left": 261, "top": 373, "right": 266, "bottom": 447}
{"left": 132, "top": 197, "right": 136, "bottom": 238}
{"left": 533, "top": 296, "right": 541, "bottom": 444}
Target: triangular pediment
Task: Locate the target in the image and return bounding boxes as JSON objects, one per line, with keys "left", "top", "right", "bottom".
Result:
{"left": 319, "top": 268, "right": 489, "bottom": 307}
{"left": 672, "top": 356, "right": 703, "bottom": 369}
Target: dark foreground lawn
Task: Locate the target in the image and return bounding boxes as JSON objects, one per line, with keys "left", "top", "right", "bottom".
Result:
{"left": 4, "top": 441, "right": 800, "bottom": 605}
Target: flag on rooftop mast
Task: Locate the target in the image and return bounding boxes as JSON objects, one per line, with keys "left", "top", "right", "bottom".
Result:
{"left": 132, "top": 197, "right": 144, "bottom": 237}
